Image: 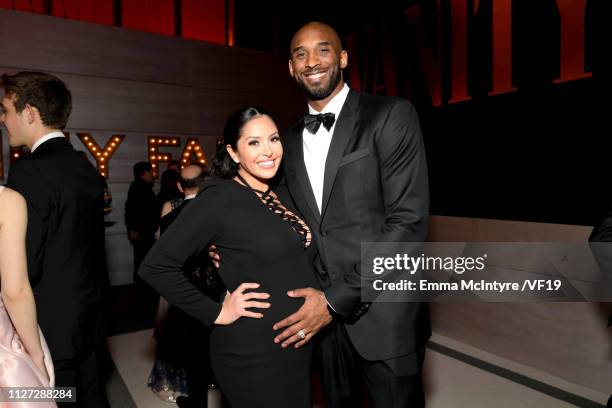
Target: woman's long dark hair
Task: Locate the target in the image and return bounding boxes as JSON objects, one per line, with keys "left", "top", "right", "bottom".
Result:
{"left": 210, "top": 106, "right": 274, "bottom": 179}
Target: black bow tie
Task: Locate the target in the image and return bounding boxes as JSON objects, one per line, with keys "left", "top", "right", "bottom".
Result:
{"left": 303, "top": 112, "right": 336, "bottom": 134}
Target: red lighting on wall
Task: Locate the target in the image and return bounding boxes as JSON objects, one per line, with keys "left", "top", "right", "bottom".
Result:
{"left": 183, "top": 0, "right": 226, "bottom": 44}
{"left": 0, "top": 0, "right": 45, "bottom": 13}
{"left": 52, "top": 0, "right": 114, "bottom": 26}
{"left": 122, "top": 0, "right": 175, "bottom": 36}
{"left": 0, "top": 0, "right": 227, "bottom": 45}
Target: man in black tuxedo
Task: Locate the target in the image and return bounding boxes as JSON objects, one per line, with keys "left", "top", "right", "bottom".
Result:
{"left": 272, "top": 23, "right": 430, "bottom": 407}
{"left": 125, "top": 161, "right": 160, "bottom": 314}
{"left": 2, "top": 72, "right": 108, "bottom": 407}
{"left": 125, "top": 161, "right": 159, "bottom": 278}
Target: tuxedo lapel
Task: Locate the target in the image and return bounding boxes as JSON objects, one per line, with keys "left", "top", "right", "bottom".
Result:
{"left": 321, "top": 90, "right": 361, "bottom": 218}
{"left": 285, "top": 120, "right": 321, "bottom": 223}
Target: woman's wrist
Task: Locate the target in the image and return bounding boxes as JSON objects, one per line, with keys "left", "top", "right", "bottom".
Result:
{"left": 28, "top": 348, "right": 45, "bottom": 361}
{"left": 214, "top": 302, "right": 226, "bottom": 325}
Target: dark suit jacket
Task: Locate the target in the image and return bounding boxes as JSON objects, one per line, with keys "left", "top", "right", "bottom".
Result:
{"left": 281, "top": 89, "right": 431, "bottom": 361}
{"left": 7, "top": 137, "right": 107, "bottom": 361}
{"left": 125, "top": 178, "right": 159, "bottom": 240}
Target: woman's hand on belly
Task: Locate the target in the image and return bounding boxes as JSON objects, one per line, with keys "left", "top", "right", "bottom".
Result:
{"left": 214, "top": 282, "right": 271, "bottom": 325}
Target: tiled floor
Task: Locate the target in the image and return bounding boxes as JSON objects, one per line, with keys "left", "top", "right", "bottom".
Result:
{"left": 423, "top": 349, "right": 575, "bottom": 408}
{"left": 108, "top": 330, "right": 169, "bottom": 408}
{"left": 107, "top": 329, "right": 608, "bottom": 407}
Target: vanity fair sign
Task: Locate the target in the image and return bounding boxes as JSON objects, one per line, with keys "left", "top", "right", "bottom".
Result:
{"left": 0, "top": 129, "right": 218, "bottom": 286}
{"left": 0, "top": 131, "right": 214, "bottom": 181}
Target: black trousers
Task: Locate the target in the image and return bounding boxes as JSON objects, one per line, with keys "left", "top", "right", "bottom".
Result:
{"left": 132, "top": 237, "right": 155, "bottom": 281}
{"left": 54, "top": 348, "right": 109, "bottom": 408}
{"left": 161, "top": 307, "right": 213, "bottom": 407}
{"left": 131, "top": 237, "right": 158, "bottom": 307}
{"left": 316, "top": 323, "right": 425, "bottom": 408}
{"left": 183, "top": 351, "right": 211, "bottom": 407}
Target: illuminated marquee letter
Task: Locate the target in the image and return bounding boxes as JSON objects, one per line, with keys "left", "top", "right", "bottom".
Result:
{"left": 78, "top": 133, "right": 125, "bottom": 178}
{"left": 148, "top": 137, "right": 180, "bottom": 177}
{"left": 10, "top": 147, "right": 26, "bottom": 163}
{"left": 180, "top": 138, "right": 208, "bottom": 168}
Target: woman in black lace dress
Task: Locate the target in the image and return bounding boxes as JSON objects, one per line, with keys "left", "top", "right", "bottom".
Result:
{"left": 139, "top": 106, "right": 318, "bottom": 407}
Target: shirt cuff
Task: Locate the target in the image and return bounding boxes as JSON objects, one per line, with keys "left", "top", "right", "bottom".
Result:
{"left": 326, "top": 299, "right": 337, "bottom": 315}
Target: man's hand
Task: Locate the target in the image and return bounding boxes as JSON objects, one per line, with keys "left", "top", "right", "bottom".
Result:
{"left": 273, "top": 288, "right": 333, "bottom": 348}
{"left": 209, "top": 244, "right": 220, "bottom": 269}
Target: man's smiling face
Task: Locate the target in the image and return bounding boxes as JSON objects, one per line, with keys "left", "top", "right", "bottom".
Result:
{"left": 288, "top": 23, "right": 348, "bottom": 102}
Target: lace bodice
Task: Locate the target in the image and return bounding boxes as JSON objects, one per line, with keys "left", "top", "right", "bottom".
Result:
{"left": 234, "top": 176, "right": 312, "bottom": 248}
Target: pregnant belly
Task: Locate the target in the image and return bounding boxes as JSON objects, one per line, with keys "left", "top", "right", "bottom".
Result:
{"left": 209, "top": 293, "right": 305, "bottom": 357}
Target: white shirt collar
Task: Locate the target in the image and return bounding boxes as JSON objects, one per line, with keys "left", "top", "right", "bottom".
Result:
{"left": 302, "top": 84, "right": 350, "bottom": 212}
{"left": 31, "top": 131, "right": 65, "bottom": 153}
{"left": 184, "top": 193, "right": 197, "bottom": 200}
{"left": 307, "top": 83, "right": 350, "bottom": 117}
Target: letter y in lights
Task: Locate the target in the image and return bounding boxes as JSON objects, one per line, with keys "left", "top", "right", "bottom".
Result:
{"left": 78, "top": 133, "right": 125, "bottom": 178}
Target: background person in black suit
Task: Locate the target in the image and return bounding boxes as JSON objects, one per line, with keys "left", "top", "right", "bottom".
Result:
{"left": 125, "top": 161, "right": 160, "bottom": 310}
{"left": 271, "top": 22, "right": 430, "bottom": 407}
{"left": 2, "top": 71, "right": 108, "bottom": 407}
{"left": 125, "top": 161, "right": 159, "bottom": 273}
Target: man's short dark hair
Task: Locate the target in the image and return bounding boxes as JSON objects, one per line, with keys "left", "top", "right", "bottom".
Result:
{"left": 133, "top": 161, "right": 152, "bottom": 179}
{"left": 1, "top": 71, "right": 72, "bottom": 129}
{"left": 180, "top": 162, "right": 209, "bottom": 190}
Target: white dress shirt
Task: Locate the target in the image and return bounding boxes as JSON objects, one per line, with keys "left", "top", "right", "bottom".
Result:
{"left": 302, "top": 83, "right": 350, "bottom": 213}
{"left": 30, "top": 131, "right": 65, "bottom": 153}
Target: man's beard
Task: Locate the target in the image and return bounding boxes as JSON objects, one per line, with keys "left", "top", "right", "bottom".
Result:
{"left": 295, "top": 64, "right": 342, "bottom": 101}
